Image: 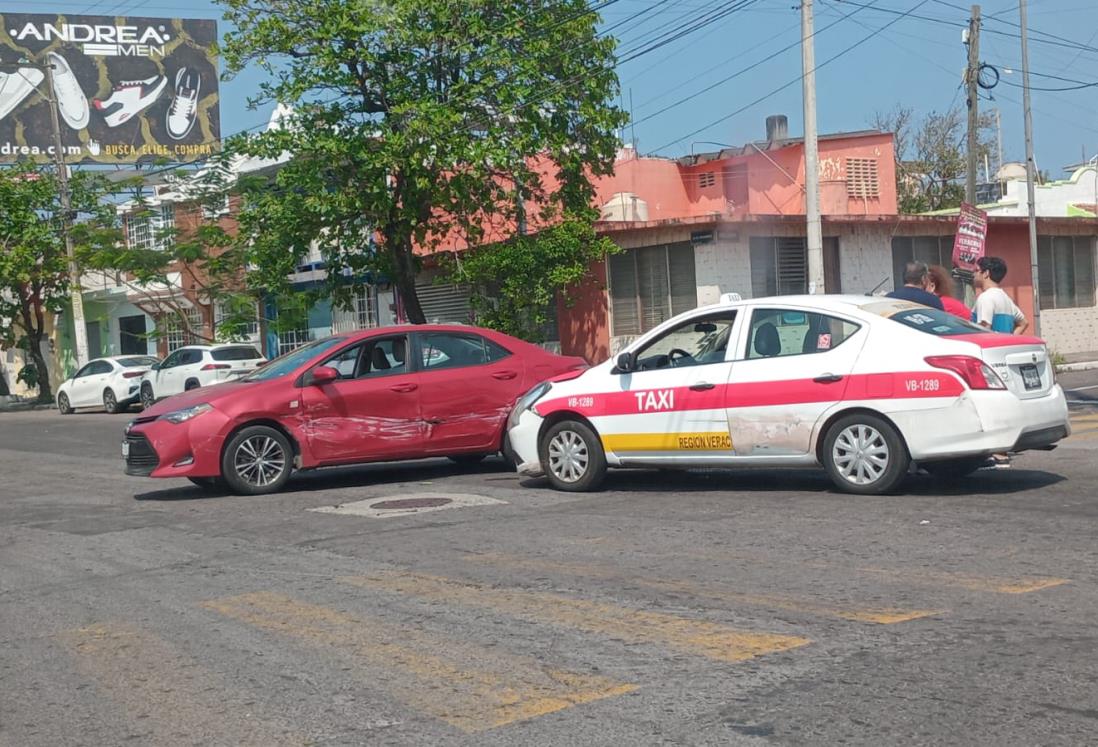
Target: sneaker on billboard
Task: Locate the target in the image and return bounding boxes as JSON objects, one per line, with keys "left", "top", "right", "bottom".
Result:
{"left": 166, "top": 67, "right": 200, "bottom": 140}
{"left": 93, "top": 75, "right": 167, "bottom": 128}
{"left": 47, "top": 52, "right": 89, "bottom": 130}
{"left": 0, "top": 67, "right": 43, "bottom": 121}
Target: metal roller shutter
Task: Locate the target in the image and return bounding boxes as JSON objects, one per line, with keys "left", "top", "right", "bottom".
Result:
{"left": 415, "top": 281, "right": 473, "bottom": 324}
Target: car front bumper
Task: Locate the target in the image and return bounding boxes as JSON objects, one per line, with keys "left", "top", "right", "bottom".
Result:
{"left": 507, "top": 408, "right": 545, "bottom": 477}
{"left": 123, "top": 408, "right": 230, "bottom": 479}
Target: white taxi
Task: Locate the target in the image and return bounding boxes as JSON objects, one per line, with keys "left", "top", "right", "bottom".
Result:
{"left": 506, "top": 295, "right": 1070, "bottom": 495}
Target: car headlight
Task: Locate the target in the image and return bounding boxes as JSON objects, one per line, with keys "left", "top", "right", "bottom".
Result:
{"left": 159, "top": 403, "right": 213, "bottom": 424}
{"left": 509, "top": 382, "right": 552, "bottom": 429}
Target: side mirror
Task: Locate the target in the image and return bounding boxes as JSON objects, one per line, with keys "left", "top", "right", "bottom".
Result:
{"left": 615, "top": 351, "right": 635, "bottom": 373}
{"left": 309, "top": 365, "right": 339, "bottom": 386}
{"left": 150, "top": 362, "right": 160, "bottom": 371}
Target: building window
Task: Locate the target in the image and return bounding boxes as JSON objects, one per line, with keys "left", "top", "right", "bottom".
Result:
{"left": 609, "top": 242, "right": 697, "bottom": 336}
{"left": 163, "top": 309, "right": 203, "bottom": 353}
{"left": 214, "top": 301, "right": 261, "bottom": 341}
{"left": 750, "top": 237, "right": 808, "bottom": 297}
{"left": 698, "top": 171, "right": 715, "bottom": 188}
{"left": 846, "top": 157, "right": 880, "bottom": 198}
{"left": 202, "top": 194, "right": 231, "bottom": 220}
{"left": 890, "top": 236, "right": 953, "bottom": 290}
{"left": 126, "top": 203, "right": 175, "bottom": 251}
{"left": 1038, "top": 236, "right": 1096, "bottom": 309}
{"left": 277, "top": 328, "right": 312, "bottom": 356}
{"left": 332, "top": 287, "right": 377, "bottom": 332}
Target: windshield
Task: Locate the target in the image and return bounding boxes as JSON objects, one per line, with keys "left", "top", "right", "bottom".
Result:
{"left": 888, "top": 307, "right": 985, "bottom": 336}
{"left": 242, "top": 337, "right": 348, "bottom": 382}
{"left": 117, "top": 356, "right": 159, "bottom": 367}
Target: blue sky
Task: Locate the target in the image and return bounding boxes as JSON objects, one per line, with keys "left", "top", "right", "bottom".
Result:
{"left": 6, "top": 0, "right": 1098, "bottom": 176}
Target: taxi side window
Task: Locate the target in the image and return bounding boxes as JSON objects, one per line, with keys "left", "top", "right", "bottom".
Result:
{"left": 631, "top": 313, "right": 737, "bottom": 371}
{"left": 746, "top": 309, "right": 860, "bottom": 359}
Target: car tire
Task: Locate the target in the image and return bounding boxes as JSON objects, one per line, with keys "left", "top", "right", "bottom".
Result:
{"left": 538, "top": 419, "right": 607, "bottom": 492}
{"left": 184, "top": 379, "right": 200, "bottom": 391}
{"left": 57, "top": 392, "right": 73, "bottom": 415}
{"left": 188, "top": 476, "right": 227, "bottom": 491}
{"left": 140, "top": 384, "right": 155, "bottom": 409}
{"left": 103, "top": 388, "right": 120, "bottom": 414}
{"left": 447, "top": 454, "right": 488, "bottom": 466}
{"left": 822, "top": 413, "right": 909, "bottom": 495}
{"left": 922, "top": 456, "right": 988, "bottom": 480}
{"left": 221, "top": 425, "right": 293, "bottom": 496}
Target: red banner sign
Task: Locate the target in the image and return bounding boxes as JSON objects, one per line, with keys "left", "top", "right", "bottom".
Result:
{"left": 952, "top": 202, "right": 988, "bottom": 271}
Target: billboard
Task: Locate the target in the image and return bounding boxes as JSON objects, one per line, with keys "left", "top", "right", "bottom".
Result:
{"left": 951, "top": 202, "right": 988, "bottom": 272}
{"left": 0, "top": 14, "right": 219, "bottom": 164}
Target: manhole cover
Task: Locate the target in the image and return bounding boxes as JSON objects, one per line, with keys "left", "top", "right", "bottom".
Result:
{"left": 308, "top": 492, "right": 506, "bottom": 519}
{"left": 370, "top": 497, "right": 452, "bottom": 510}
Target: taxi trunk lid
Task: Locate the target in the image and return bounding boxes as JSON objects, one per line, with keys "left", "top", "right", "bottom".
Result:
{"left": 958, "top": 334, "right": 1053, "bottom": 399}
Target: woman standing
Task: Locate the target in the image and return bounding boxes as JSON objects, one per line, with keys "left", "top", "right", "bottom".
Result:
{"left": 927, "top": 265, "right": 972, "bottom": 320}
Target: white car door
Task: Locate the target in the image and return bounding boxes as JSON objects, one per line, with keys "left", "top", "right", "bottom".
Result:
{"left": 173, "top": 348, "right": 206, "bottom": 391}
{"left": 601, "top": 310, "right": 740, "bottom": 464}
{"left": 79, "top": 360, "right": 115, "bottom": 407}
{"left": 67, "top": 362, "right": 97, "bottom": 407}
{"left": 152, "top": 350, "right": 184, "bottom": 397}
{"left": 726, "top": 305, "right": 867, "bottom": 458}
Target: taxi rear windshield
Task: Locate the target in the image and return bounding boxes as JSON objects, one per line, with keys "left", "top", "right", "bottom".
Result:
{"left": 889, "top": 308, "right": 984, "bottom": 336}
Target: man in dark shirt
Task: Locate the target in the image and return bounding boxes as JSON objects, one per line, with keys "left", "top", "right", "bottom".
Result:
{"left": 886, "top": 261, "right": 945, "bottom": 309}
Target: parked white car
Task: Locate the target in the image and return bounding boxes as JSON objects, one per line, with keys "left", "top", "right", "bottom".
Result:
{"left": 506, "top": 295, "right": 1070, "bottom": 495}
{"left": 57, "top": 356, "right": 160, "bottom": 414}
{"left": 139, "top": 344, "right": 267, "bottom": 408}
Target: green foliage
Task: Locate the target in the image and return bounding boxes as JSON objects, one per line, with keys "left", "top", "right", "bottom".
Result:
{"left": 0, "top": 164, "right": 125, "bottom": 401}
{"left": 447, "top": 215, "right": 618, "bottom": 342}
{"left": 217, "top": 0, "right": 627, "bottom": 323}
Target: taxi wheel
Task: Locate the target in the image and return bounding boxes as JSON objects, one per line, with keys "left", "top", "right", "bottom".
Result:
{"left": 822, "top": 413, "right": 909, "bottom": 495}
{"left": 221, "top": 425, "right": 293, "bottom": 495}
{"left": 539, "top": 420, "right": 607, "bottom": 492}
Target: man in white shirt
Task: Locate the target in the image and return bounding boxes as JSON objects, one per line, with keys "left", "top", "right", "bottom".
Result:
{"left": 974, "top": 256, "right": 1028, "bottom": 334}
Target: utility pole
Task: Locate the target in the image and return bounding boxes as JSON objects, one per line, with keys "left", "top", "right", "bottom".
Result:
{"left": 965, "top": 4, "right": 981, "bottom": 205}
{"left": 44, "top": 61, "right": 90, "bottom": 367}
{"left": 1019, "top": 0, "right": 1041, "bottom": 336}
{"left": 801, "top": 0, "right": 824, "bottom": 294}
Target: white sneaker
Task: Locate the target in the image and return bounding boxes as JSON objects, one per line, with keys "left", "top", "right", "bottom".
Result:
{"left": 166, "top": 67, "right": 200, "bottom": 140}
{"left": 0, "top": 67, "right": 43, "bottom": 121}
{"left": 94, "top": 75, "right": 167, "bottom": 128}
{"left": 47, "top": 52, "right": 89, "bottom": 130}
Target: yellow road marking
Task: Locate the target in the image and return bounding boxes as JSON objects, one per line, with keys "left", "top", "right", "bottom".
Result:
{"left": 855, "top": 568, "right": 1070, "bottom": 594}
{"left": 463, "top": 552, "right": 940, "bottom": 625}
{"left": 59, "top": 623, "right": 300, "bottom": 745}
{"left": 340, "top": 572, "right": 810, "bottom": 663}
{"left": 203, "top": 592, "right": 635, "bottom": 733}
{"left": 602, "top": 431, "right": 732, "bottom": 452}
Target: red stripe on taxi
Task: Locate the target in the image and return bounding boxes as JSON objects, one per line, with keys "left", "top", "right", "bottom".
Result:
{"left": 534, "top": 372, "right": 965, "bottom": 418}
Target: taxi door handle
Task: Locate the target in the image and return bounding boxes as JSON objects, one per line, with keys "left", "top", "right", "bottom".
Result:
{"left": 813, "top": 373, "right": 843, "bottom": 383}
{"left": 390, "top": 382, "right": 418, "bottom": 393}
{"left": 492, "top": 371, "right": 518, "bottom": 380}
{"left": 690, "top": 382, "right": 716, "bottom": 391}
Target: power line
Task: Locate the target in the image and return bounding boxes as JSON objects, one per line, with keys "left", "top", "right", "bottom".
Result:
{"left": 650, "top": 0, "right": 933, "bottom": 154}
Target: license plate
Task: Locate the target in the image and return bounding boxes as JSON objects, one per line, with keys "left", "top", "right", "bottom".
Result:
{"left": 1020, "top": 364, "right": 1041, "bottom": 391}
{"left": 121, "top": 440, "right": 130, "bottom": 459}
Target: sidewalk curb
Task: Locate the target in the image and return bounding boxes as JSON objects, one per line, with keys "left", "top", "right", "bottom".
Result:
{"left": 1058, "top": 360, "right": 1098, "bottom": 372}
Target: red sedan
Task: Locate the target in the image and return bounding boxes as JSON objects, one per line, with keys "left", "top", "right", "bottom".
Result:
{"left": 123, "top": 325, "right": 586, "bottom": 494}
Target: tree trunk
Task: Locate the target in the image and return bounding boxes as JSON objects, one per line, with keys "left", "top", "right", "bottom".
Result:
{"left": 0, "top": 367, "right": 9, "bottom": 396}
{"left": 391, "top": 241, "right": 426, "bottom": 324}
{"left": 27, "top": 333, "right": 52, "bottom": 403}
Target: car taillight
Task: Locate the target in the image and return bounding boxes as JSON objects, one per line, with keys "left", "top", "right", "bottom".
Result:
{"left": 925, "top": 355, "right": 1006, "bottom": 390}
{"left": 122, "top": 371, "right": 144, "bottom": 378}
{"left": 201, "top": 363, "right": 232, "bottom": 371}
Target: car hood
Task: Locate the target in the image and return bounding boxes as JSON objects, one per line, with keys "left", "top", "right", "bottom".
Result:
{"left": 142, "top": 379, "right": 259, "bottom": 417}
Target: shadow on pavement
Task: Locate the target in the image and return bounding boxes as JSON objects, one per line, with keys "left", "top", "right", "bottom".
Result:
{"left": 133, "top": 457, "right": 516, "bottom": 501}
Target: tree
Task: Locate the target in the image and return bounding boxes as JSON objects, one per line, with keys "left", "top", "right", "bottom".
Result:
{"left": 218, "top": 0, "right": 627, "bottom": 323}
{"left": 446, "top": 214, "right": 618, "bottom": 342}
{"left": 873, "top": 105, "right": 995, "bottom": 213}
{"left": 0, "top": 165, "right": 123, "bottom": 402}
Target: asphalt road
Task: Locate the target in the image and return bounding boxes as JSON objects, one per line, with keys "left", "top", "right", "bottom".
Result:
{"left": 2, "top": 399, "right": 1098, "bottom": 745}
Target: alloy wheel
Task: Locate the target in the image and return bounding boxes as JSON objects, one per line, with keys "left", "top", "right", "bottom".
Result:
{"left": 104, "top": 390, "right": 117, "bottom": 413}
{"left": 233, "top": 435, "right": 287, "bottom": 488}
{"left": 547, "top": 429, "right": 589, "bottom": 483}
{"left": 831, "top": 424, "right": 890, "bottom": 486}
